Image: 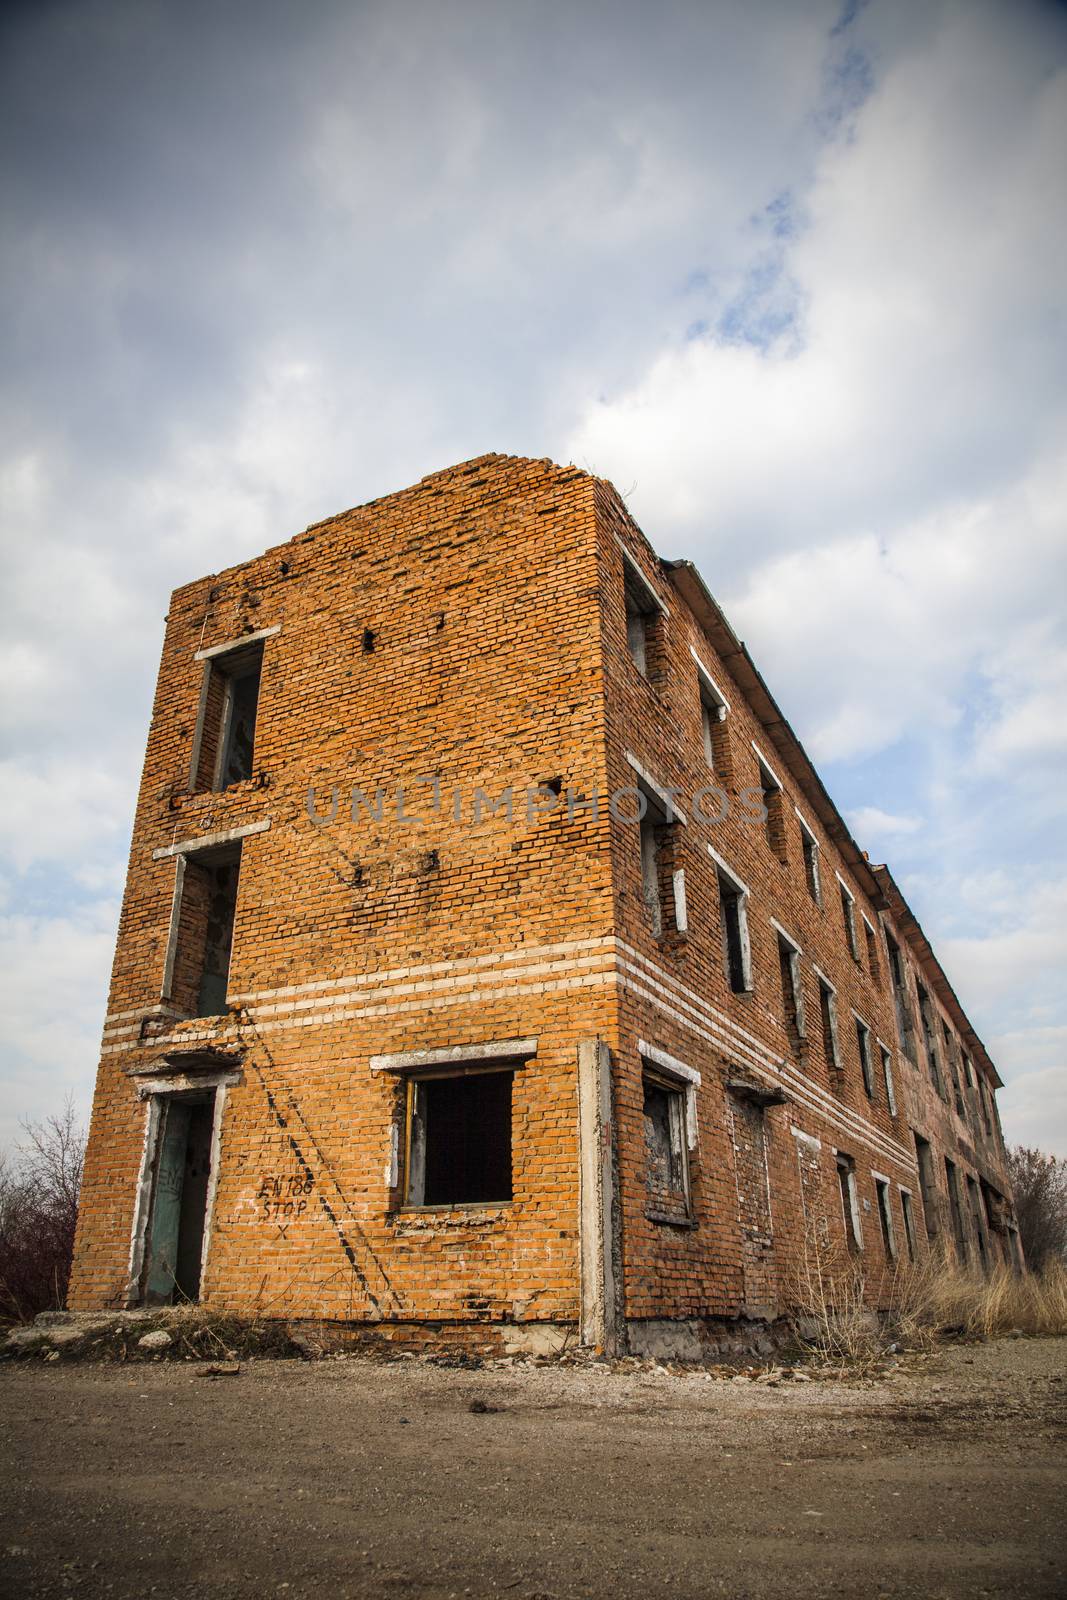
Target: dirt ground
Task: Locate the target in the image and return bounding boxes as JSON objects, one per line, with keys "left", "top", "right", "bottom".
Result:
{"left": 1, "top": 1335, "right": 1064, "bottom": 1600}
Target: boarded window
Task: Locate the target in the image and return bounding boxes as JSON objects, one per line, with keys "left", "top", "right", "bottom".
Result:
{"left": 405, "top": 1069, "right": 512, "bottom": 1207}
{"left": 917, "top": 983, "right": 946, "bottom": 1099}
{"left": 863, "top": 918, "right": 881, "bottom": 980}
{"left": 697, "top": 667, "right": 729, "bottom": 775}
{"left": 642, "top": 1071, "right": 691, "bottom": 1223}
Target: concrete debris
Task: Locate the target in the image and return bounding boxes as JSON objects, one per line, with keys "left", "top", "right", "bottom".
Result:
{"left": 137, "top": 1330, "right": 173, "bottom": 1350}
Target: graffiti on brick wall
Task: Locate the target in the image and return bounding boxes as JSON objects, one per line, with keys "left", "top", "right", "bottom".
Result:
{"left": 258, "top": 1172, "right": 314, "bottom": 1223}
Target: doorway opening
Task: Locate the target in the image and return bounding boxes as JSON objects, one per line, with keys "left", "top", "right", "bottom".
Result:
{"left": 142, "top": 1091, "right": 217, "bottom": 1304}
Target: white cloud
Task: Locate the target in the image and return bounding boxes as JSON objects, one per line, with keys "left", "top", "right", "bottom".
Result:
{"left": 846, "top": 806, "right": 922, "bottom": 841}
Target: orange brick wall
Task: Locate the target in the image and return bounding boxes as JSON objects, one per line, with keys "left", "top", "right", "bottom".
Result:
{"left": 69, "top": 452, "right": 1018, "bottom": 1345}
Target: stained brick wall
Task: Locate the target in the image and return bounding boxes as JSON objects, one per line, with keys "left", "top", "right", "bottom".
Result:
{"left": 69, "top": 452, "right": 1019, "bottom": 1344}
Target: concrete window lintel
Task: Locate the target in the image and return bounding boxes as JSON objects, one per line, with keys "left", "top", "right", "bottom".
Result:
{"left": 369, "top": 1037, "right": 538, "bottom": 1073}
{"left": 152, "top": 819, "right": 271, "bottom": 860}
{"left": 194, "top": 625, "right": 280, "bottom": 661}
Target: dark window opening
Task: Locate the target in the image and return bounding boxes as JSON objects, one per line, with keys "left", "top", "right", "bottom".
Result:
{"left": 881, "top": 1045, "right": 897, "bottom": 1117}
{"left": 717, "top": 870, "right": 750, "bottom": 993}
{"left": 168, "top": 843, "right": 241, "bottom": 1018}
{"left": 917, "top": 983, "right": 945, "bottom": 1099}
{"left": 758, "top": 760, "right": 787, "bottom": 863}
{"left": 818, "top": 978, "right": 840, "bottom": 1081}
{"left": 966, "top": 1175, "right": 989, "bottom": 1273}
{"left": 142, "top": 1091, "right": 215, "bottom": 1305}
{"left": 875, "top": 1178, "right": 896, "bottom": 1260}
{"left": 643, "top": 1072, "right": 691, "bottom": 1222}
{"left": 863, "top": 919, "right": 881, "bottom": 980}
{"left": 856, "top": 1018, "right": 874, "bottom": 1098}
{"left": 192, "top": 641, "right": 264, "bottom": 792}
{"left": 800, "top": 823, "right": 821, "bottom": 905}
{"left": 836, "top": 1154, "right": 861, "bottom": 1253}
{"left": 778, "top": 934, "right": 805, "bottom": 1048}
{"left": 943, "top": 1023, "right": 966, "bottom": 1116}
{"left": 623, "top": 560, "right": 664, "bottom": 681}
{"left": 405, "top": 1070, "right": 512, "bottom": 1207}
{"left": 840, "top": 882, "right": 859, "bottom": 960}
{"left": 914, "top": 1134, "right": 939, "bottom": 1238}
{"left": 944, "top": 1157, "right": 968, "bottom": 1261}
{"left": 900, "top": 1189, "right": 918, "bottom": 1261}
{"left": 886, "top": 933, "right": 916, "bottom": 1061}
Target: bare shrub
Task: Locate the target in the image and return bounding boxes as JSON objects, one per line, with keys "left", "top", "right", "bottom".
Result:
{"left": 0, "top": 1100, "right": 86, "bottom": 1324}
{"left": 789, "top": 1227, "right": 1067, "bottom": 1368}
{"left": 1006, "top": 1146, "right": 1067, "bottom": 1270}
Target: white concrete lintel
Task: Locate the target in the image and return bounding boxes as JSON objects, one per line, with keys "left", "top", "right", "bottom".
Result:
{"left": 769, "top": 917, "right": 801, "bottom": 954}
{"left": 811, "top": 963, "right": 836, "bottom": 994}
{"left": 194, "top": 625, "right": 280, "bottom": 661}
{"left": 751, "top": 739, "right": 783, "bottom": 792}
{"left": 690, "top": 648, "right": 730, "bottom": 712}
{"left": 791, "top": 1126, "right": 822, "bottom": 1150}
{"left": 707, "top": 843, "right": 748, "bottom": 896}
{"left": 624, "top": 751, "right": 687, "bottom": 824}
{"left": 369, "top": 1037, "right": 538, "bottom": 1073}
{"left": 637, "top": 1040, "right": 702, "bottom": 1086}
{"left": 615, "top": 538, "right": 667, "bottom": 614}
{"left": 152, "top": 818, "right": 271, "bottom": 859}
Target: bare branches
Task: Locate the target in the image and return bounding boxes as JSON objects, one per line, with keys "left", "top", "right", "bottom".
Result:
{"left": 0, "top": 1098, "right": 86, "bottom": 1324}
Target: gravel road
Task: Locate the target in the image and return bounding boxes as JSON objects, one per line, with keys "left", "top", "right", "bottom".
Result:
{"left": 1, "top": 1335, "right": 1064, "bottom": 1599}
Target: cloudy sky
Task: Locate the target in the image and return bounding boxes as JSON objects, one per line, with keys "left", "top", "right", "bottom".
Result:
{"left": 2, "top": 0, "right": 1065, "bottom": 1157}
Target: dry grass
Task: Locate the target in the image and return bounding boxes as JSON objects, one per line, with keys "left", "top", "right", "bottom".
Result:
{"left": 789, "top": 1235, "right": 1067, "bottom": 1368}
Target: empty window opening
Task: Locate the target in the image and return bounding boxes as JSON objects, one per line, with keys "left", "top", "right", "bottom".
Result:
{"left": 142, "top": 1091, "right": 216, "bottom": 1305}
{"left": 166, "top": 843, "right": 241, "bottom": 1018}
{"left": 757, "top": 756, "right": 787, "bottom": 863}
{"left": 818, "top": 976, "right": 841, "bottom": 1083}
{"left": 875, "top": 1177, "right": 896, "bottom": 1260}
{"left": 799, "top": 818, "right": 821, "bottom": 905}
{"left": 944, "top": 1157, "right": 969, "bottom": 1261}
{"left": 979, "top": 1078, "right": 993, "bottom": 1136}
{"left": 623, "top": 556, "right": 664, "bottom": 680}
{"left": 914, "top": 1133, "right": 939, "bottom": 1238}
{"left": 880, "top": 1044, "right": 897, "bottom": 1117}
{"left": 863, "top": 918, "right": 881, "bottom": 980}
{"left": 856, "top": 1018, "right": 875, "bottom": 1099}
{"left": 900, "top": 1189, "right": 918, "bottom": 1261}
{"left": 636, "top": 791, "right": 683, "bottom": 941}
{"left": 917, "top": 983, "right": 945, "bottom": 1098}
{"left": 404, "top": 1069, "right": 513, "bottom": 1207}
{"left": 777, "top": 933, "right": 806, "bottom": 1048}
{"left": 696, "top": 666, "right": 730, "bottom": 774}
{"left": 836, "top": 1153, "right": 862, "bottom": 1253}
{"left": 716, "top": 862, "right": 751, "bottom": 993}
{"left": 886, "top": 932, "right": 916, "bottom": 1061}
{"left": 191, "top": 641, "right": 264, "bottom": 791}
{"left": 839, "top": 880, "right": 860, "bottom": 961}
{"left": 642, "top": 1070, "right": 692, "bottom": 1224}
{"left": 966, "top": 1175, "right": 989, "bottom": 1272}
{"left": 943, "top": 1024, "right": 966, "bottom": 1116}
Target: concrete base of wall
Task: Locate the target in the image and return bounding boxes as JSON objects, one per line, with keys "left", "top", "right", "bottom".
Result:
{"left": 625, "top": 1315, "right": 800, "bottom": 1363}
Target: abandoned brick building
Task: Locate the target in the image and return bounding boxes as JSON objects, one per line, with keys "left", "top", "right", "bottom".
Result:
{"left": 69, "top": 453, "right": 1021, "bottom": 1355}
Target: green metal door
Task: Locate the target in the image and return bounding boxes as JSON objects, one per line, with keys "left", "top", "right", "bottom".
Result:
{"left": 144, "top": 1100, "right": 192, "bottom": 1303}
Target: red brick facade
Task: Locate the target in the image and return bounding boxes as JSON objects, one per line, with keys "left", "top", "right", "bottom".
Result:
{"left": 69, "top": 453, "right": 1019, "bottom": 1353}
